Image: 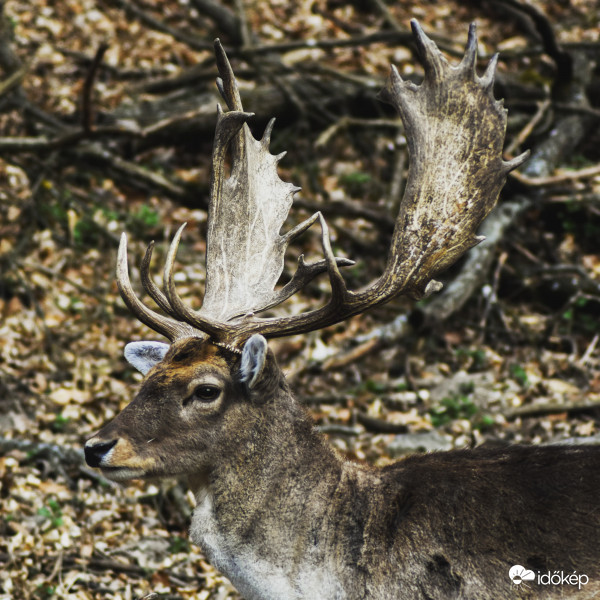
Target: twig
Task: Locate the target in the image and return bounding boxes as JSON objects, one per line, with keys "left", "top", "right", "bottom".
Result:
{"left": 315, "top": 116, "right": 401, "bottom": 147}
{"left": 21, "top": 98, "right": 71, "bottom": 130}
{"left": 318, "top": 424, "right": 362, "bottom": 436}
{"left": 354, "top": 314, "right": 409, "bottom": 345}
{"left": 295, "top": 197, "right": 395, "bottom": 232}
{"left": 74, "top": 145, "right": 193, "bottom": 204}
{"left": 493, "top": 0, "right": 572, "bottom": 84}
{"left": 189, "top": 0, "right": 242, "bottom": 44}
{"left": 0, "top": 58, "right": 31, "bottom": 97}
{"left": 0, "top": 100, "right": 220, "bottom": 153}
{"left": 386, "top": 132, "right": 407, "bottom": 216}
{"left": 529, "top": 265, "right": 600, "bottom": 296}
{"left": 114, "top": 0, "right": 212, "bottom": 52}
{"left": 578, "top": 334, "right": 599, "bottom": 367}
{"left": 511, "top": 240, "right": 541, "bottom": 264}
{"left": 261, "top": 62, "right": 309, "bottom": 121}
{"left": 233, "top": 0, "right": 251, "bottom": 48}
{"left": 301, "top": 62, "right": 380, "bottom": 90}
{"left": 478, "top": 251, "right": 507, "bottom": 341}
{"left": 554, "top": 103, "right": 600, "bottom": 120}
{"left": 368, "top": 0, "right": 402, "bottom": 31}
{"left": 505, "top": 398, "right": 600, "bottom": 420}
{"left": 0, "top": 125, "right": 141, "bottom": 152}
{"left": 356, "top": 412, "right": 409, "bottom": 434}
{"left": 81, "top": 43, "right": 108, "bottom": 132}
{"left": 300, "top": 394, "right": 353, "bottom": 406}
{"left": 222, "top": 30, "right": 462, "bottom": 59}
{"left": 511, "top": 164, "right": 600, "bottom": 187}
{"left": 546, "top": 192, "right": 600, "bottom": 205}
{"left": 67, "top": 556, "right": 149, "bottom": 577}
{"left": 0, "top": 437, "right": 83, "bottom": 466}
{"left": 141, "top": 106, "right": 214, "bottom": 137}
{"left": 128, "top": 61, "right": 218, "bottom": 94}
{"left": 0, "top": 2, "right": 23, "bottom": 73}
{"left": 139, "top": 595, "right": 185, "bottom": 600}
{"left": 46, "top": 550, "right": 64, "bottom": 584}
{"left": 322, "top": 338, "right": 381, "bottom": 371}
{"left": 505, "top": 98, "right": 551, "bottom": 157}
{"left": 56, "top": 45, "right": 171, "bottom": 79}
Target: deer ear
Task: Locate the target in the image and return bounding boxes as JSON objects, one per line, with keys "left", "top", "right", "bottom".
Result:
{"left": 240, "top": 334, "right": 268, "bottom": 390}
{"left": 124, "top": 341, "right": 170, "bottom": 375}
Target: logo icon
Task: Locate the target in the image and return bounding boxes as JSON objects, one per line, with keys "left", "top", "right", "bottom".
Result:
{"left": 509, "top": 565, "right": 535, "bottom": 585}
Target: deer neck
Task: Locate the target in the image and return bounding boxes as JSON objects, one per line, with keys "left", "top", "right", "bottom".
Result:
{"left": 189, "top": 393, "right": 355, "bottom": 599}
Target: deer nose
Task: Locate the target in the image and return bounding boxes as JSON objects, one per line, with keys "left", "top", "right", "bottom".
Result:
{"left": 84, "top": 439, "right": 118, "bottom": 468}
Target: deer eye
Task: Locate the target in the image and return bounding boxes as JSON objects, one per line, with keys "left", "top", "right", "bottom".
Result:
{"left": 190, "top": 384, "right": 221, "bottom": 403}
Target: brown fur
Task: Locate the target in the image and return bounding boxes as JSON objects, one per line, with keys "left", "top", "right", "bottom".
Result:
{"left": 86, "top": 339, "right": 600, "bottom": 599}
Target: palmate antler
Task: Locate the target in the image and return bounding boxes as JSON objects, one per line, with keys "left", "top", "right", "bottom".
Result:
{"left": 117, "top": 40, "right": 353, "bottom": 344}
{"left": 117, "top": 20, "right": 528, "bottom": 351}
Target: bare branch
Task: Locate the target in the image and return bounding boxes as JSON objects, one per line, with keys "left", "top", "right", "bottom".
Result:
{"left": 0, "top": 59, "right": 30, "bottom": 97}
{"left": 190, "top": 0, "right": 242, "bottom": 43}
{"left": 113, "top": 0, "right": 212, "bottom": 52}
{"left": 81, "top": 43, "right": 108, "bottom": 132}
{"left": 512, "top": 163, "right": 600, "bottom": 187}
{"left": 229, "top": 30, "right": 462, "bottom": 60}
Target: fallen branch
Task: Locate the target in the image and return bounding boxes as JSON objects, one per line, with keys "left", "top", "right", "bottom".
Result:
{"left": 420, "top": 201, "right": 526, "bottom": 323}
{"left": 114, "top": 0, "right": 212, "bottom": 52}
{"left": 0, "top": 58, "right": 31, "bottom": 97}
{"left": 553, "top": 102, "right": 600, "bottom": 119}
{"left": 505, "top": 398, "right": 600, "bottom": 420}
{"left": 0, "top": 437, "right": 83, "bottom": 466}
{"left": 81, "top": 43, "right": 109, "bottom": 132}
{"left": 73, "top": 144, "right": 194, "bottom": 205}
{"left": 493, "top": 0, "right": 572, "bottom": 84}
{"left": 0, "top": 125, "right": 141, "bottom": 152}
{"left": 295, "top": 197, "right": 395, "bottom": 232}
{"left": 511, "top": 163, "right": 600, "bottom": 187}
{"left": 322, "top": 338, "right": 381, "bottom": 371}
{"left": 356, "top": 412, "right": 409, "bottom": 434}
{"left": 226, "top": 29, "right": 461, "bottom": 59}
{"left": 545, "top": 192, "right": 600, "bottom": 205}
{"left": 190, "top": 0, "right": 242, "bottom": 43}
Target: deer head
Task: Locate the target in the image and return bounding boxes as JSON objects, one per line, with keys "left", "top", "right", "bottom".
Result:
{"left": 84, "top": 334, "right": 291, "bottom": 481}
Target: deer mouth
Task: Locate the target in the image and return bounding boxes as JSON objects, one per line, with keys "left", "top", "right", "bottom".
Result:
{"left": 98, "top": 465, "right": 148, "bottom": 481}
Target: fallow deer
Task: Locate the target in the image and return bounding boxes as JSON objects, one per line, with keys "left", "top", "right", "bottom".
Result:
{"left": 84, "top": 21, "right": 600, "bottom": 599}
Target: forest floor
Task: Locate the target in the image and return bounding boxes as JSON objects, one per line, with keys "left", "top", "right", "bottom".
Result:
{"left": 1, "top": 0, "right": 600, "bottom": 598}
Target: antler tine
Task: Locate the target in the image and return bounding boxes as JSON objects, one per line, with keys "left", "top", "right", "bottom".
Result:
{"left": 458, "top": 22, "right": 478, "bottom": 74}
{"left": 140, "top": 241, "right": 176, "bottom": 317}
{"left": 214, "top": 38, "right": 243, "bottom": 112}
{"left": 162, "top": 223, "right": 236, "bottom": 340}
{"left": 251, "top": 254, "right": 355, "bottom": 316}
{"left": 410, "top": 18, "right": 447, "bottom": 80}
{"left": 480, "top": 53, "right": 499, "bottom": 91}
{"left": 316, "top": 212, "right": 350, "bottom": 309}
{"left": 246, "top": 212, "right": 354, "bottom": 315}
{"left": 116, "top": 233, "right": 198, "bottom": 341}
